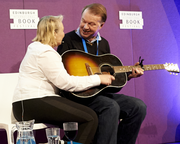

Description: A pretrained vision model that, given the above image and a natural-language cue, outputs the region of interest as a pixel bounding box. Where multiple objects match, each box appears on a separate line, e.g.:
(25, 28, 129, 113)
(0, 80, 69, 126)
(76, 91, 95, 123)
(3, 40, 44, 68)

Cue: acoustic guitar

(62, 50, 179, 98)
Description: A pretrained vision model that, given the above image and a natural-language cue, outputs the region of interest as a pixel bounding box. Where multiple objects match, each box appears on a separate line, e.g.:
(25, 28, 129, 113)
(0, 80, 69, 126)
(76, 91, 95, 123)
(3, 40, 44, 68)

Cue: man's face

(79, 9, 104, 41)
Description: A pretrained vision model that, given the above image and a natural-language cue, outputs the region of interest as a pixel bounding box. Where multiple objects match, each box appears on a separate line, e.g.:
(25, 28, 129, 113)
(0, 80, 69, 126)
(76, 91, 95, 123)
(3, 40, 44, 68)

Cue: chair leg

(7, 124, 16, 144)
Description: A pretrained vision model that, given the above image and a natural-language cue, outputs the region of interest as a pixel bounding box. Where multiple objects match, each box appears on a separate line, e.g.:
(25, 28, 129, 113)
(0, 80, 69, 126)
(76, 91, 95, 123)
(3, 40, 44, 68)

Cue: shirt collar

(75, 27, 102, 43)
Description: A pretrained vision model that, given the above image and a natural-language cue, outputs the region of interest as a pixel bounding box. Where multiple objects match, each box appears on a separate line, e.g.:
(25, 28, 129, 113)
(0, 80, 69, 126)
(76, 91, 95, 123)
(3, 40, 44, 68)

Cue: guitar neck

(115, 64, 165, 73)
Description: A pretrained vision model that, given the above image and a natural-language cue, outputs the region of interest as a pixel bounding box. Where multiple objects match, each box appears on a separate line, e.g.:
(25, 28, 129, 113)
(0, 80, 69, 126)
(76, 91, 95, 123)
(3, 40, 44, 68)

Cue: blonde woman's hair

(32, 15, 63, 47)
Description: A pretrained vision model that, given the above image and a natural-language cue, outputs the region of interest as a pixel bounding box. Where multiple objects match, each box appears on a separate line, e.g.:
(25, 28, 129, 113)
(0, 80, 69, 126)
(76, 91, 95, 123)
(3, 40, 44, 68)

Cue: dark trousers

(13, 96, 98, 144)
(66, 93, 147, 144)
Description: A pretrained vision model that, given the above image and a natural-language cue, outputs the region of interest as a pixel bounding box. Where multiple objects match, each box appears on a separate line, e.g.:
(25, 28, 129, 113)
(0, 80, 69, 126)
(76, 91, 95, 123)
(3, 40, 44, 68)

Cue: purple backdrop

(0, 0, 180, 143)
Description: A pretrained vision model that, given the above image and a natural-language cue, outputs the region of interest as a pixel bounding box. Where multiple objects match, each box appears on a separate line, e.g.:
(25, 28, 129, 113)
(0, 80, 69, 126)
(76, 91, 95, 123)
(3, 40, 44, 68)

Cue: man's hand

(128, 62, 144, 80)
(99, 74, 115, 85)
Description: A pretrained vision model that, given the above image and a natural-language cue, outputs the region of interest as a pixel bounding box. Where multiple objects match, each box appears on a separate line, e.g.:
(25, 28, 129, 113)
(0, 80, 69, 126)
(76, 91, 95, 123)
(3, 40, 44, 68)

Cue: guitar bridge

(85, 63, 93, 75)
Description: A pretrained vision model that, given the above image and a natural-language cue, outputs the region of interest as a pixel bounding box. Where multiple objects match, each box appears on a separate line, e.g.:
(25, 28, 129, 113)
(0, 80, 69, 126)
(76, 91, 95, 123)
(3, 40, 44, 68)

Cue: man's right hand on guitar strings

(98, 74, 115, 86)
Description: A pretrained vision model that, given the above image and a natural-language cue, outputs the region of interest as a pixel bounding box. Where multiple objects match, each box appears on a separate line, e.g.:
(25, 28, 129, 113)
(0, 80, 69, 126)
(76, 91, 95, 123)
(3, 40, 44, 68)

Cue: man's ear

(100, 22, 104, 28)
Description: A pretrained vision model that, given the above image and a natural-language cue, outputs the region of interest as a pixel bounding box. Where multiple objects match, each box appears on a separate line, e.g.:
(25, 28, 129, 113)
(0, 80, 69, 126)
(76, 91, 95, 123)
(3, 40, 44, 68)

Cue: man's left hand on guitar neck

(128, 62, 144, 80)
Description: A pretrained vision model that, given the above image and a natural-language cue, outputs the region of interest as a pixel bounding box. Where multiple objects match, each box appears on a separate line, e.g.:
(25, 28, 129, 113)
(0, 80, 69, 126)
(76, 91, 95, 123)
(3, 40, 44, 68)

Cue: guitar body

(62, 50, 127, 98)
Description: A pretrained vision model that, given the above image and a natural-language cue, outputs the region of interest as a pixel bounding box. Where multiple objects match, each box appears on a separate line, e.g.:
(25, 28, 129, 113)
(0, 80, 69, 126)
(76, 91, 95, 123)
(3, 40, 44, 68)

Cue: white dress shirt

(13, 42, 100, 102)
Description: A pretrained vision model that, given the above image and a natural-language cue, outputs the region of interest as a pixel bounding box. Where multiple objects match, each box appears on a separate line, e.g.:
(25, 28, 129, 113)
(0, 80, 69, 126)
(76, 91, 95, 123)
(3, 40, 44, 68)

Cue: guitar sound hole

(100, 65, 115, 76)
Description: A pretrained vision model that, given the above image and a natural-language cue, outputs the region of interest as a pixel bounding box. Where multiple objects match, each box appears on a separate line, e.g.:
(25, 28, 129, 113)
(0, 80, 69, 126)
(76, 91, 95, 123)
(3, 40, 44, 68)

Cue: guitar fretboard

(115, 64, 165, 73)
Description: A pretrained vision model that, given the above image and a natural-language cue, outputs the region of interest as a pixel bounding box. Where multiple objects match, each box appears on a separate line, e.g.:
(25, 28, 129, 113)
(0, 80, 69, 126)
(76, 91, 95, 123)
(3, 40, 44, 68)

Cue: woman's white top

(13, 42, 100, 102)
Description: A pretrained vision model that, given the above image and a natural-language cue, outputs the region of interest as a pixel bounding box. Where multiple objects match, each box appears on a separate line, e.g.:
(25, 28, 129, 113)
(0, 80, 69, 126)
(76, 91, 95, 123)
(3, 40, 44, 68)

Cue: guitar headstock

(164, 63, 179, 75)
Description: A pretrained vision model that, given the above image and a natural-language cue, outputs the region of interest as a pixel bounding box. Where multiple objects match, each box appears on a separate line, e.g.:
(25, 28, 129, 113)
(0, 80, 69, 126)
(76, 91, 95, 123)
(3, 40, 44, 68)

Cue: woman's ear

(54, 31, 57, 39)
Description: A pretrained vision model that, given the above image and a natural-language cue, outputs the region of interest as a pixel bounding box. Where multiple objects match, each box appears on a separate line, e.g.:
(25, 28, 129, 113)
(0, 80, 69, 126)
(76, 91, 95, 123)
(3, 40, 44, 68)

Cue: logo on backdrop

(9, 9, 39, 29)
(119, 11, 144, 29)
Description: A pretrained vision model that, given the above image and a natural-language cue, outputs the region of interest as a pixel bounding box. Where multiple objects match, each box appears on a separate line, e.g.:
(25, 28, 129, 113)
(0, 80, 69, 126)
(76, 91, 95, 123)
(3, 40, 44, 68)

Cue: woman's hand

(98, 74, 115, 85)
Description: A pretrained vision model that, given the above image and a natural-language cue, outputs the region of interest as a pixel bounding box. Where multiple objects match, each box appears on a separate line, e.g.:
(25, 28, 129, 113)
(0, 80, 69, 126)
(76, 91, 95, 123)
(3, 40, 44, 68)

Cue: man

(57, 3, 146, 144)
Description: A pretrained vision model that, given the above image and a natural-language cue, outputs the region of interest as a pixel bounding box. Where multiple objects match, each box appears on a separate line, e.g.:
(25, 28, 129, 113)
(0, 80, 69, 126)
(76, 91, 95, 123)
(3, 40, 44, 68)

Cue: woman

(12, 15, 114, 144)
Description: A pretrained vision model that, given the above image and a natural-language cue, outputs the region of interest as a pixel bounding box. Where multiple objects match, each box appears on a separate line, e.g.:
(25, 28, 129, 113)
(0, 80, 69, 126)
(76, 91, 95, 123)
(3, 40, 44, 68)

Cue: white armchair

(0, 73, 58, 144)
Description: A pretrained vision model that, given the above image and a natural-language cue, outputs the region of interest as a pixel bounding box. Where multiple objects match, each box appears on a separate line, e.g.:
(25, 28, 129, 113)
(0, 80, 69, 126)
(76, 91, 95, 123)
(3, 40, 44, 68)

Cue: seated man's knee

(108, 100, 120, 117)
(136, 99, 147, 119)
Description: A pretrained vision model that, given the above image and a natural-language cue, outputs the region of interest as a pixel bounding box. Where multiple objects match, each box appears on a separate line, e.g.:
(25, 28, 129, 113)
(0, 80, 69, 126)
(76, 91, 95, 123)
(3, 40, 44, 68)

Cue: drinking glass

(45, 128, 60, 144)
(63, 122, 78, 144)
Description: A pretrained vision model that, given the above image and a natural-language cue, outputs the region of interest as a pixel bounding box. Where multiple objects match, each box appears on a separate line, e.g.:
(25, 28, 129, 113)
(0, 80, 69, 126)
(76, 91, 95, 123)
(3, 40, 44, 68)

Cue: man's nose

(83, 23, 89, 29)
